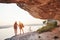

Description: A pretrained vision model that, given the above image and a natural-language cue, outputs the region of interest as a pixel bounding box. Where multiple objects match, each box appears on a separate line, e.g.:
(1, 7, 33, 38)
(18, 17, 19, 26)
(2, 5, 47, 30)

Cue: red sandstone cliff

(0, 0, 60, 20)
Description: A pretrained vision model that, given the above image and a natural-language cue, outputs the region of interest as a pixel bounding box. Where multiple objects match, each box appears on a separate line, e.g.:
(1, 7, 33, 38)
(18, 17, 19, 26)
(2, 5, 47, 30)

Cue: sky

(0, 3, 44, 26)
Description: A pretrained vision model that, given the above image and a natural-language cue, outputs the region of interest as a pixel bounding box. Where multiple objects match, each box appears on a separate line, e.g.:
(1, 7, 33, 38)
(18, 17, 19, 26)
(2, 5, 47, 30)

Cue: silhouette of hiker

(19, 21, 24, 34)
(14, 21, 18, 36)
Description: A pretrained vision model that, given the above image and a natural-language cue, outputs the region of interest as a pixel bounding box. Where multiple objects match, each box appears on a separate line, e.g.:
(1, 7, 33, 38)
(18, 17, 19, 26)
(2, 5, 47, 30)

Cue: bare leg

(22, 28, 24, 34)
(20, 29, 21, 34)
(14, 29, 17, 36)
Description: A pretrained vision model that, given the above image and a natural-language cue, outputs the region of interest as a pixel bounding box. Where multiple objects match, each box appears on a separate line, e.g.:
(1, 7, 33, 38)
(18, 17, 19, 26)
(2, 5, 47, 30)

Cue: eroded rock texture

(0, 0, 60, 20)
(17, 0, 60, 20)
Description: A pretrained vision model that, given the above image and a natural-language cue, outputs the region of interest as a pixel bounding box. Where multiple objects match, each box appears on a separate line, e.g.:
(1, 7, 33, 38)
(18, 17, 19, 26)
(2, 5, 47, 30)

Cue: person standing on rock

(18, 21, 24, 34)
(14, 21, 18, 36)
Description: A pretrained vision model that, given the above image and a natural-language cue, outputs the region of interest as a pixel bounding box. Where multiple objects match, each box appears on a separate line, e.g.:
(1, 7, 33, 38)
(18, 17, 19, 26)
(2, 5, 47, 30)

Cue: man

(19, 21, 24, 34)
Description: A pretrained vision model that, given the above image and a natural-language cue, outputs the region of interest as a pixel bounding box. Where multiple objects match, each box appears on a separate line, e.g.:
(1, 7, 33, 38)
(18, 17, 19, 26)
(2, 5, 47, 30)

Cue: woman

(14, 21, 18, 35)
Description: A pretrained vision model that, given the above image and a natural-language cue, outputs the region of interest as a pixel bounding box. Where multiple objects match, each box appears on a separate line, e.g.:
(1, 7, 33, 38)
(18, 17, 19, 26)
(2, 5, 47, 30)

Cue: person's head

(15, 21, 17, 24)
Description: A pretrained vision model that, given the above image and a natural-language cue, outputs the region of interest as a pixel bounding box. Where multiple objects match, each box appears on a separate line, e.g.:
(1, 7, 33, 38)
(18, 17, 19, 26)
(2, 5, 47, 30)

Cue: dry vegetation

(37, 20, 57, 33)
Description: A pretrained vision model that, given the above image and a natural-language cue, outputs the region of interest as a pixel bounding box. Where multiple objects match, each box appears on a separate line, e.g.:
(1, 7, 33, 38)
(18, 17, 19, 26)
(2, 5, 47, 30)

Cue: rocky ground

(5, 25, 60, 40)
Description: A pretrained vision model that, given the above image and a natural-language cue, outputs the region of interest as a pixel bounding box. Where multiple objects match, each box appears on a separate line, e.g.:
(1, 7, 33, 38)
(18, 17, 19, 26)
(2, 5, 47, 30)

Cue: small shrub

(37, 20, 57, 33)
(43, 21, 46, 24)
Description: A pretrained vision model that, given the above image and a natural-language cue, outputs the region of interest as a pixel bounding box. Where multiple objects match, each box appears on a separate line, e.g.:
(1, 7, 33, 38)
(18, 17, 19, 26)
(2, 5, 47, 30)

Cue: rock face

(17, 0, 60, 20)
(0, 0, 60, 20)
(5, 32, 39, 40)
